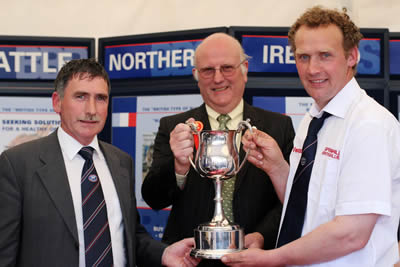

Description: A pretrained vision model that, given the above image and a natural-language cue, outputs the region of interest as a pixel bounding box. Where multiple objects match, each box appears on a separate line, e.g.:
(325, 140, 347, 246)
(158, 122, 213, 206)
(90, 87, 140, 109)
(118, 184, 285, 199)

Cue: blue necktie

(277, 112, 331, 247)
(79, 147, 113, 266)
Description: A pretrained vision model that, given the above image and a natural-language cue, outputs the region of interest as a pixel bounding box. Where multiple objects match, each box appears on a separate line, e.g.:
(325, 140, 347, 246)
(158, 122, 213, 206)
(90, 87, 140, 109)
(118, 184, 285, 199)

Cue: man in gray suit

(0, 58, 199, 267)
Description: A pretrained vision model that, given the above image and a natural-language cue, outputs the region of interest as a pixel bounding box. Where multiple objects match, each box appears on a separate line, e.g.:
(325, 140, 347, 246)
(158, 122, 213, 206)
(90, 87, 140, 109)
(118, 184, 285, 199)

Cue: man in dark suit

(0, 58, 199, 267)
(141, 33, 295, 265)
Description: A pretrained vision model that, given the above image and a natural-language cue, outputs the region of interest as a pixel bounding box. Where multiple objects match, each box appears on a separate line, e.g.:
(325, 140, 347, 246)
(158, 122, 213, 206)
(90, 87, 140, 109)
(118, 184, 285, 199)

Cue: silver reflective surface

(190, 224, 244, 259)
(186, 119, 253, 259)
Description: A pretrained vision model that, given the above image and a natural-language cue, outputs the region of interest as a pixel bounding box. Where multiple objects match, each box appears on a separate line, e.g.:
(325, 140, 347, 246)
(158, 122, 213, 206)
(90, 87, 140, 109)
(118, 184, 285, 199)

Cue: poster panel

(0, 96, 60, 153)
(253, 96, 313, 132)
(0, 45, 88, 80)
(390, 40, 400, 75)
(104, 40, 202, 79)
(112, 94, 203, 239)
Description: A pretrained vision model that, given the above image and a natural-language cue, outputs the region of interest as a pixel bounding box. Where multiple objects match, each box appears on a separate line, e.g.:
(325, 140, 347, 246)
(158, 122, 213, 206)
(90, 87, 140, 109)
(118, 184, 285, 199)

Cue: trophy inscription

(186, 119, 253, 259)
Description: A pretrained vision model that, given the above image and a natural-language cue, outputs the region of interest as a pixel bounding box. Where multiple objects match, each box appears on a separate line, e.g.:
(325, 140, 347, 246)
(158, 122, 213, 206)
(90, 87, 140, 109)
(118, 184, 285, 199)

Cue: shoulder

(99, 140, 130, 158)
(2, 132, 57, 158)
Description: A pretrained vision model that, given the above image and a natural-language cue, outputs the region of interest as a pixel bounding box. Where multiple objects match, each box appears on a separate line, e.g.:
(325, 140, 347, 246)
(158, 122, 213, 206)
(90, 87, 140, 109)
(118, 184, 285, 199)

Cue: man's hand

(221, 248, 283, 267)
(244, 232, 264, 249)
(170, 118, 195, 175)
(242, 129, 289, 202)
(161, 238, 200, 267)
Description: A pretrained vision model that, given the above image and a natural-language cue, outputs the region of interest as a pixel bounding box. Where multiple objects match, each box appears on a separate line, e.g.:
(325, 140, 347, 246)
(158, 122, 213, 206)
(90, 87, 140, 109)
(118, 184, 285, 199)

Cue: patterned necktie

(277, 112, 331, 247)
(217, 114, 235, 222)
(79, 147, 113, 266)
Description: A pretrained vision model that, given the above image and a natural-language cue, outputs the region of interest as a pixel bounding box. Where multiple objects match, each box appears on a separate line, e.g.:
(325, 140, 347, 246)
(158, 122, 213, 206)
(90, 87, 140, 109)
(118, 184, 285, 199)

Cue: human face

(193, 35, 248, 114)
(294, 24, 357, 109)
(52, 75, 109, 145)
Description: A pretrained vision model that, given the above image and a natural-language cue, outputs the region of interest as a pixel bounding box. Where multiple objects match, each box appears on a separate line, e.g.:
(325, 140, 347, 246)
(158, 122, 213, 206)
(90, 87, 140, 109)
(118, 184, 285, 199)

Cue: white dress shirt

(57, 127, 126, 267)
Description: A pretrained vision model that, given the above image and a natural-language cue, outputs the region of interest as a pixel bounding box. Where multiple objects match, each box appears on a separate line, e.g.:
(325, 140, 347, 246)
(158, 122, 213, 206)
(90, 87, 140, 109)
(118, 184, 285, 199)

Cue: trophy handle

(185, 120, 200, 171)
(234, 119, 253, 173)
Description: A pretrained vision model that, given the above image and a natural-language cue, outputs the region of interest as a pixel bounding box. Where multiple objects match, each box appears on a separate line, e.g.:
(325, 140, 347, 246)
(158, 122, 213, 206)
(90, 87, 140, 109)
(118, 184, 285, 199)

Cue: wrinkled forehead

(194, 34, 242, 67)
(195, 45, 241, 68)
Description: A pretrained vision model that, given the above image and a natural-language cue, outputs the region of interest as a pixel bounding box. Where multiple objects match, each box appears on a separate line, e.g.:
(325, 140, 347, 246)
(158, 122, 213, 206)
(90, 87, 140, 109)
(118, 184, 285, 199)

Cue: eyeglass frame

(195, 59, 248, 79)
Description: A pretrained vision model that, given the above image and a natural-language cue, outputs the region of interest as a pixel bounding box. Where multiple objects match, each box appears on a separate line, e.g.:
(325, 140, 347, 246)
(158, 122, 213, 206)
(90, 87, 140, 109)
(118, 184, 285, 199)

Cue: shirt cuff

(175, 171, 188, 190)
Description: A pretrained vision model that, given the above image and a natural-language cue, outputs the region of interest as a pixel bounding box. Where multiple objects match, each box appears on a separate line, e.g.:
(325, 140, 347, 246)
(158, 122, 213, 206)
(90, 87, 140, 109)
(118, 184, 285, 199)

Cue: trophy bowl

(187, 119, 253, 259)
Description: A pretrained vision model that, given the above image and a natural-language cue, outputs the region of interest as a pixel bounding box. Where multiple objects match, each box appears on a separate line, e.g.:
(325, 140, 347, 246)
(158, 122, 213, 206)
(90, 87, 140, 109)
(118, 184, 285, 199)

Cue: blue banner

(358, 38, 381, 75)
(0, 45, 88, 80)
(390, 40, 400, 75)
(104, 39, 202, 79)
(242, 35, 297, 73)
(241, 35, 381, 75)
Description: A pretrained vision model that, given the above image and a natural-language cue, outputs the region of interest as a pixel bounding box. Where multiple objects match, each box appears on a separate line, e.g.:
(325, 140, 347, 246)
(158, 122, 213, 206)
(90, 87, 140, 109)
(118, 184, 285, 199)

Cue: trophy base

(190, 223, 244, 259)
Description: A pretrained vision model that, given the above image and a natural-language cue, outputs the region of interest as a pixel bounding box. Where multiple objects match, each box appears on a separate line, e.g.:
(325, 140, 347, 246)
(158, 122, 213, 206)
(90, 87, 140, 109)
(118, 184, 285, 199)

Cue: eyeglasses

(197, 59, 246, 78)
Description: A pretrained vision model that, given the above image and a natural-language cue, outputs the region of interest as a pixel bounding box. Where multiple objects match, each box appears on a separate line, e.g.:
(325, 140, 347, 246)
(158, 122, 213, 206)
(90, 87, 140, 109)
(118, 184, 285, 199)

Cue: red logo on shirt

(292, 147, 302, 154)
(322, 147, 340, 159)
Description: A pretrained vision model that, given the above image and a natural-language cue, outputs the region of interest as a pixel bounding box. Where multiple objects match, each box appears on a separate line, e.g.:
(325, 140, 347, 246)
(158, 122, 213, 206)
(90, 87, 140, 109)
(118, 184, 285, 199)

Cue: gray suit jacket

(0, 130, 166, 267)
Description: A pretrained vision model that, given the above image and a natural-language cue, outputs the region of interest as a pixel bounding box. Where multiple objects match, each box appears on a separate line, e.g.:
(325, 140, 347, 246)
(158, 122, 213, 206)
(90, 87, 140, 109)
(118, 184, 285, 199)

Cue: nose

(307, 57, 321, 75)
(213, 68, 225, 83)
(86, 97, 96, 115)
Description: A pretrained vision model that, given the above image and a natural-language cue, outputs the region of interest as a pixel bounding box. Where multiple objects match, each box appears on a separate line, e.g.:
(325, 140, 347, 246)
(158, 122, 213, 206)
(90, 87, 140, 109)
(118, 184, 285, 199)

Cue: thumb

(221, 254, 234, 265)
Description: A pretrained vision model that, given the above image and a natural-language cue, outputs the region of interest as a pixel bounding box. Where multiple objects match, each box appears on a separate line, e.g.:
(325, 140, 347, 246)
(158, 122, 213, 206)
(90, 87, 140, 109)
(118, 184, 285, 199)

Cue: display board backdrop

(111, 94, 203, 239)
(253, 96, 313, 132)
(0, 36, 93, 81)
(242, 35, 381, 75)
(0, 96, 60, 153)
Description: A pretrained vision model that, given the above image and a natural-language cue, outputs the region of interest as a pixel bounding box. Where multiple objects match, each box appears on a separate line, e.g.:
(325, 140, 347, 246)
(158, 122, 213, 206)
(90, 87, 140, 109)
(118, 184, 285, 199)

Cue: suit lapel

(37, 131, 79, 244)
(99, 142, 134, 265)
(195, 104, 212, 131)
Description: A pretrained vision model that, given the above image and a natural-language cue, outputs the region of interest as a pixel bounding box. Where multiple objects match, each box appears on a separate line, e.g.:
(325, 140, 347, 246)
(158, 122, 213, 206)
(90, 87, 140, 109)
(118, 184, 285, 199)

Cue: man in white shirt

(221, 6, 400, 267)
(0, 58, 199, 267)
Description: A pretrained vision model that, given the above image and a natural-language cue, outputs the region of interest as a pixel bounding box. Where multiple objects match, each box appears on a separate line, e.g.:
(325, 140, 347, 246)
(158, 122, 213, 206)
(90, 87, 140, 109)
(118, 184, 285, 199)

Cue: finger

(247, 155, 264, 168)
(185, 117, 195, 124)
(185, 254, 200, 266)
(221, 253, 241, 265)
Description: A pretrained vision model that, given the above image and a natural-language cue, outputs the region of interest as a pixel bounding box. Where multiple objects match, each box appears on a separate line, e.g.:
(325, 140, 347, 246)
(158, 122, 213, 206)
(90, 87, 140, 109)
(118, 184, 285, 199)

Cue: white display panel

(0, 96, 60, 153)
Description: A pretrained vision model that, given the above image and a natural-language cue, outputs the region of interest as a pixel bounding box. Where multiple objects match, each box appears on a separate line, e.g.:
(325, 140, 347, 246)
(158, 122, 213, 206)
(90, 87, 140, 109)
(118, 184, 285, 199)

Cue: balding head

(192, 32, 249, 114)
(194, 33, 247, 69)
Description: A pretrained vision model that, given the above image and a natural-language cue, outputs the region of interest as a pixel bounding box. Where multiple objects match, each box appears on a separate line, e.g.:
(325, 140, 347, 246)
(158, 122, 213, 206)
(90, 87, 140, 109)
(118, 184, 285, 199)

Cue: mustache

(78, 115, 100, 122)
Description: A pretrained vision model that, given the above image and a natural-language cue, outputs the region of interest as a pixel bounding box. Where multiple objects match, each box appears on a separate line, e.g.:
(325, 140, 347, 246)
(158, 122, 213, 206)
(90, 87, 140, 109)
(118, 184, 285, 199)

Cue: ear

(52, 92, 61, 114)
(192, 68, 199, 81)
(346, 46, 358, 68)
(242, 60, 249, 83)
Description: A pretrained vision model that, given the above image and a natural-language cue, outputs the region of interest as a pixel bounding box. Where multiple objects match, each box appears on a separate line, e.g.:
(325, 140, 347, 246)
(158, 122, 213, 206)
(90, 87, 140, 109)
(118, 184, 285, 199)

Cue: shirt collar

(309, 77, 359, 119)
(57, 127, 101, 160)
(205, 99, 244, 121)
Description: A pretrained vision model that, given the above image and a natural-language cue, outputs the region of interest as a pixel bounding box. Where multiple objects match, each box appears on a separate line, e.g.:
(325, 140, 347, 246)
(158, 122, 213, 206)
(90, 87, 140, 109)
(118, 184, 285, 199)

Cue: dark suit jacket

(142, 102, 295, 250)
(0, 130, 166, 267)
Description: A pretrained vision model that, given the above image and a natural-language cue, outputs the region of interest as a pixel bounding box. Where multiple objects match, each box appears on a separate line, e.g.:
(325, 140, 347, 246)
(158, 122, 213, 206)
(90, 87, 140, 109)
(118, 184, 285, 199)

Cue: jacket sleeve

(0, 151, 22, 267)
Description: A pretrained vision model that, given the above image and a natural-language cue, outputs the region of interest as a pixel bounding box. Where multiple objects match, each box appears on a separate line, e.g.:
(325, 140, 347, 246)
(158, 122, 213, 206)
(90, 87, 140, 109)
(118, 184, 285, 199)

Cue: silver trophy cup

(186, 119, 253, 259)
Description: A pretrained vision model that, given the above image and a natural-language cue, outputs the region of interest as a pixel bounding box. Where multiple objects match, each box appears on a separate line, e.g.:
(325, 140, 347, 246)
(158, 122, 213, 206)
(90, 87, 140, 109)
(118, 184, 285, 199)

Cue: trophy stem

(210, 177, 230, 226)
